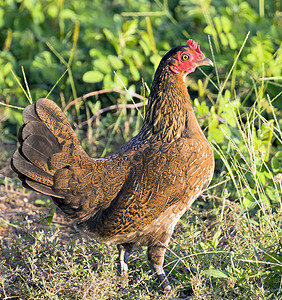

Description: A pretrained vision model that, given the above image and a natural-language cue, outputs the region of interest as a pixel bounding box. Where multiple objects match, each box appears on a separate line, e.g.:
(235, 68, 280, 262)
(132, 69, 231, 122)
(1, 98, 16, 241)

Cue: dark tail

(11, 98, 89, 217)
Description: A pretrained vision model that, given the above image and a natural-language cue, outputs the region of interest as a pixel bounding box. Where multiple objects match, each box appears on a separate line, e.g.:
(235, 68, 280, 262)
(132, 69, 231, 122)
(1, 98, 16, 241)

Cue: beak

(195, 57, 214, 67)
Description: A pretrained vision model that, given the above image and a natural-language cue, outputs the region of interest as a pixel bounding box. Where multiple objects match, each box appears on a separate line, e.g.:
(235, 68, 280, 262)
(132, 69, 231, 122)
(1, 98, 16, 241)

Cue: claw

(118, 243, 134, 289)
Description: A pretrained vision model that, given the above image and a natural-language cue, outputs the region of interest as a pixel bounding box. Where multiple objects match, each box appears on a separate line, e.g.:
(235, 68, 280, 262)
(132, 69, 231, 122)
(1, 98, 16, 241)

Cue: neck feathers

(140, 64, 198, 143)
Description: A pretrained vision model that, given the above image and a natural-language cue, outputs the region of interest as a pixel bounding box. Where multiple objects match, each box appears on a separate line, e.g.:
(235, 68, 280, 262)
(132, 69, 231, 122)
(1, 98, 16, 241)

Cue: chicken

(11, 39, 214, 293)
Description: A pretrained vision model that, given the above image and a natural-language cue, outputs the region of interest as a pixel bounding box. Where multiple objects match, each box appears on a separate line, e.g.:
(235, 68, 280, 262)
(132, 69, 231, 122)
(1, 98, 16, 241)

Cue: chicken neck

(140, 64, 204, 143)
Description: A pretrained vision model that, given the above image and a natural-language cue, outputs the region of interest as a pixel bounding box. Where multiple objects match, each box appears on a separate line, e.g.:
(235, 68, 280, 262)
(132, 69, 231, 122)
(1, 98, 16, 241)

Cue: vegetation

(0, 0, 281, 299)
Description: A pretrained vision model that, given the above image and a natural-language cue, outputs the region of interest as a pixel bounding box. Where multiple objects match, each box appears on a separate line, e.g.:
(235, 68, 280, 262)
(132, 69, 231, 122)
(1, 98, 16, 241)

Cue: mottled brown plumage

(11, 39, 214, 293)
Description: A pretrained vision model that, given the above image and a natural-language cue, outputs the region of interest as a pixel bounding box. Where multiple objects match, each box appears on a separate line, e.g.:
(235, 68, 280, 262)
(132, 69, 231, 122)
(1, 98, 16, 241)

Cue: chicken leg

(118, 243, 134, 288)
(148, 243, 172, 293)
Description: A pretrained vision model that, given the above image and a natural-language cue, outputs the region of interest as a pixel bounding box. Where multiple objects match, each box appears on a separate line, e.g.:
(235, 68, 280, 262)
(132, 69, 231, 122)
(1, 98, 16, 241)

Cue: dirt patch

(0, 153, 76, 244)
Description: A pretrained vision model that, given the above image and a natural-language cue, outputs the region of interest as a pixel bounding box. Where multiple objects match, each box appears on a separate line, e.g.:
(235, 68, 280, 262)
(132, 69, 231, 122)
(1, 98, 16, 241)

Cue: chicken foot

(118, 243, 134, 288)
(148, 244, 172, 293)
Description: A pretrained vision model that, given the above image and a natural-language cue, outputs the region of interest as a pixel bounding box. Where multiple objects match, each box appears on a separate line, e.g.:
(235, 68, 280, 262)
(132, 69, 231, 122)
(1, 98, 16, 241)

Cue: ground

(0, 142, 280, 299)
(0, 142, 74, 241)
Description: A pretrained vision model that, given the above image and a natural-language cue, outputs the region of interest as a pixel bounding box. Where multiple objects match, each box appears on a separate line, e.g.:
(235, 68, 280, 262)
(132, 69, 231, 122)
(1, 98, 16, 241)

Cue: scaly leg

(117, 243, 134, 288)
(147, 244, 172, 293)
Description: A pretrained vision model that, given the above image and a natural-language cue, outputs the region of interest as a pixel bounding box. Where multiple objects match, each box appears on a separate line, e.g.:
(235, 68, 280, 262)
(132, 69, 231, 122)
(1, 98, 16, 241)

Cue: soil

(0, 142, 75, 244)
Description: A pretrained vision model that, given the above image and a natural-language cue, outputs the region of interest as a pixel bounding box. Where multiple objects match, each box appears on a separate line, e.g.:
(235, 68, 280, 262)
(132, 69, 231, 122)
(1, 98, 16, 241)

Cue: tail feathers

(11, 98, 104, 221)
(20, 121, 59, 144)
(22, 103, 39, 123)
(35, 99, 80, 148)
(11, 98, 84, 199)
(26, 179, 63, 198)
(12, 150, 54, 186)
(21, 135, 59, 172)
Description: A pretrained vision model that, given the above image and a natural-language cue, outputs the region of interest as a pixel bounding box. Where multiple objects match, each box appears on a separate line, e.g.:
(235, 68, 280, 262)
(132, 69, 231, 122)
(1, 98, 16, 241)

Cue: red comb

(187, 39, 202, 54)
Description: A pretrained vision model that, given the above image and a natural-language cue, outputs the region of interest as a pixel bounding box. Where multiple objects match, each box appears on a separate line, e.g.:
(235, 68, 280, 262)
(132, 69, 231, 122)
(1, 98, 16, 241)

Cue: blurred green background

(0, 0, 281, 140)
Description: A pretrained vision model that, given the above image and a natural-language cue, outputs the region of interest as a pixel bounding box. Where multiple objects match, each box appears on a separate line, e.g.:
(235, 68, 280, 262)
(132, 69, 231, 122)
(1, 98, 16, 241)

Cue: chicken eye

(181, 54, 190, 61)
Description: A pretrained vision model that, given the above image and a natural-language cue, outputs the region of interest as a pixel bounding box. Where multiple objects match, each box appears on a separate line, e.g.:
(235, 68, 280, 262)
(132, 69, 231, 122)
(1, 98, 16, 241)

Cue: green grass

(0, 182, 280, 299)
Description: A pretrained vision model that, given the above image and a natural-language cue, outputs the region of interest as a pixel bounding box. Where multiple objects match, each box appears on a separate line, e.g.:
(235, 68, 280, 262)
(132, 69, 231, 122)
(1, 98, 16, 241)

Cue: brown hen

(11, 39, 214, 293)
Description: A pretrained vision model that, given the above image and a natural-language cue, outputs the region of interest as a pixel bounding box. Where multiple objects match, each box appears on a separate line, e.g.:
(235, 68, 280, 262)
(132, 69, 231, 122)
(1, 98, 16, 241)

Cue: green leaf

(129, 62, 140, 81)
(208, 107, 218, 130)
(204, 25, 215, 36)
(123, 19, 138, 41)
(82, 71, 104, 83)
(103, 28, 115, 41)
(221, 16, 231, 33)
(47, 5, 59, 18)
(212, 229, 222, 249)
(94, 57, 111, 74)
(60, 9, 77, 20)
(108, 55, 124, 69)
(213, 16, 222, 33)
(242, 194, 254, 209)
(34, 199, 46, 206)
(264, 170, 273, 179)
(271, 157, 280, 172)
(227, 32, 237, 49)
(114, 71, 128, 87)
(258, 171, 265, 185)
(209, 128, 225, 143)
(87, 100, 101, 115)
(203, 269, 229, 278)
(266, 186, 278, 202)
(219, 32, 228, 47)
(45, 215, 54, 225)
(140, 38, 150, 56)
(103, 73, 114, 89)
